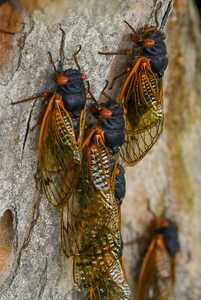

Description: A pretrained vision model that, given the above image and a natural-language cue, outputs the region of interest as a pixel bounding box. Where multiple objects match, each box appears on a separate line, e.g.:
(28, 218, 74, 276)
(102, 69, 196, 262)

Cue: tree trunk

(0, 0, 200, 299)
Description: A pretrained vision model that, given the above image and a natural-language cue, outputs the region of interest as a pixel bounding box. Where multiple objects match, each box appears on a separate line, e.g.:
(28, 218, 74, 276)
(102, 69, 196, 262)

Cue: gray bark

(0, 0, 200, 299)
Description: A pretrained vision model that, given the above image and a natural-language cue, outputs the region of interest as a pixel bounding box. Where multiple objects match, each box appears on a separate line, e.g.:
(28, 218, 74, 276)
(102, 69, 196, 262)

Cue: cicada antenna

(154, 0, 173, 30)
(48, 51, 57, 73)
(11, 92, 49, 105)
(124, 20, 137, 35)
(21, 98, 38, 161)
(58, 25, 66, 71)
(109, 70, 129, 90)
(100, 80, 112, 100)
(73, 45, 82, 71)
(146, 198, 157, 220)
(86, 81, 97, 105)
(160, 0, 173, 30)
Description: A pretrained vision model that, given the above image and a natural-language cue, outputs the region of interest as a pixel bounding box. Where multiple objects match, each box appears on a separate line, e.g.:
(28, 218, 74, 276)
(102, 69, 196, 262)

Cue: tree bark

(0, 0, 200, 299)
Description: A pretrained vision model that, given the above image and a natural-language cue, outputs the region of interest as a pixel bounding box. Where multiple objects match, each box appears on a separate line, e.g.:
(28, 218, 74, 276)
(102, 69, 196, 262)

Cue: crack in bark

(37, 258, 48, 300)
(0, 15, 35, 87)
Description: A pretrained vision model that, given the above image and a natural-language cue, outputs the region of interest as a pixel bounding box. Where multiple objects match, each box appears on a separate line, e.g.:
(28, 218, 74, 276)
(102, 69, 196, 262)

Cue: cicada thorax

(137, 219, 179, 300)
(97, 100, 125, 153)
(56, 68, 86, 113)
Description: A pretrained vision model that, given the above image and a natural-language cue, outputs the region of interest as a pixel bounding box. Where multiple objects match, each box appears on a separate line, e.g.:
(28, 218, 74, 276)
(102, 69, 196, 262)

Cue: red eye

(159, 218, 169, 228)
(99, 108, 112, 119)
(55, 74, 69, 86)
(143, 39, 156, 48)
(80, 72, 88, 80)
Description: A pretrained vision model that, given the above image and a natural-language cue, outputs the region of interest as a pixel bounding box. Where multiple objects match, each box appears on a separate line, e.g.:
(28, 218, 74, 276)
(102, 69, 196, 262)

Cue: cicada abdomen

(137, 219, 180, 300)
(63, 129, 130, 299)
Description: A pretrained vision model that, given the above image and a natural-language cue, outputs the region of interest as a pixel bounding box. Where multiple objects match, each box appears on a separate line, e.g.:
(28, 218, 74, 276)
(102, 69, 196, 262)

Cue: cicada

(12, 27, 87, 208)
(61, 128, 130, 299)
(99, 3, 171, 165)
(137, 218, 180, 300)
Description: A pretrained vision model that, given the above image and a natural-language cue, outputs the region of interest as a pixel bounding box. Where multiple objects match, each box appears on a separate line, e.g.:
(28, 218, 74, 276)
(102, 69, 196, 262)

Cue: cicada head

(154, 218, 180, 258)
(56, 68, 86, 113)
(130, 26, 168, 76)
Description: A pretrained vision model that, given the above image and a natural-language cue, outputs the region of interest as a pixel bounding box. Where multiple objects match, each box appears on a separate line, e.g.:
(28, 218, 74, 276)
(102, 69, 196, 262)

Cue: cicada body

(12, 29, 88, 258)
(137, 219, 180, 300)
(99, 22, 168, 165)
(119, 24, 168, 165)
(13, 28, 88, 208)
(61, 129, 130, 298)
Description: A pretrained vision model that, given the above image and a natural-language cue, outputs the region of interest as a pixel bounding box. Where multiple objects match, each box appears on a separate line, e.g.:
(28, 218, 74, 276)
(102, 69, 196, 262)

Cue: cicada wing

(138, 236, 174, 300)
(74, 255, 130, 300)
(70, 133, 130, 298)
(120, 114, 163, 166)
(37, 94, 83, 207)
(119, 58, 164, 165)
(154, 238, 175, 300)
(60, 190, 81, 257)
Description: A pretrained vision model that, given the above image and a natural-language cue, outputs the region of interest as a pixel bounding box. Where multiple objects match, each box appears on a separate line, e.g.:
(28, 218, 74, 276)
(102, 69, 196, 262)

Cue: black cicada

(137, 218, 180, 300)
(99, 3, 172, 165)
(12, 26, 88, 209)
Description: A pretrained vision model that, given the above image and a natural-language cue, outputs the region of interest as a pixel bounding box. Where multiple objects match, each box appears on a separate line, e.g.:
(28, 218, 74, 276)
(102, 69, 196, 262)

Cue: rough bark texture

(0, 0, 200, 299)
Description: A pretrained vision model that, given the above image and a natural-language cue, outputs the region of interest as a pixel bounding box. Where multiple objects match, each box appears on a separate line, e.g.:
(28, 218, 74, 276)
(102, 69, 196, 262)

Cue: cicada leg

(11, 92, 50, 159)
(109, 69, 129, 90)
(98, 48, 131, 56)
(73, 44, 82, 71)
